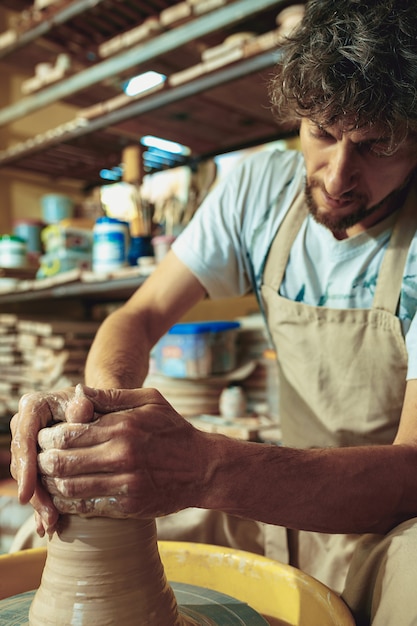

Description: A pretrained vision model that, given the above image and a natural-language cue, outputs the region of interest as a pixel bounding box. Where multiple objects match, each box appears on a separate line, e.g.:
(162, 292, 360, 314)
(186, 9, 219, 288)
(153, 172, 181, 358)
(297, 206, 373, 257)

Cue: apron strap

(373, 183, 417, 314)
(263, 191, 307, 291)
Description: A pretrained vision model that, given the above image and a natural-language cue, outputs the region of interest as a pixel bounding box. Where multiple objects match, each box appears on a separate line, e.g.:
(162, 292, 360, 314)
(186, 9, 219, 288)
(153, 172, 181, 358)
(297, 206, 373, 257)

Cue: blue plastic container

(155, 321, 240, 378)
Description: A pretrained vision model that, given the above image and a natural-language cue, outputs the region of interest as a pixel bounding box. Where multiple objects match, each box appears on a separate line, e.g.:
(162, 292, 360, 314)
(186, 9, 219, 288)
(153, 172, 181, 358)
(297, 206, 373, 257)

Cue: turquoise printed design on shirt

(295, 285, 306, 302)
(401, 273, 417, 321)
(317, 286, 354, 306)
(357, 271, 378, 296)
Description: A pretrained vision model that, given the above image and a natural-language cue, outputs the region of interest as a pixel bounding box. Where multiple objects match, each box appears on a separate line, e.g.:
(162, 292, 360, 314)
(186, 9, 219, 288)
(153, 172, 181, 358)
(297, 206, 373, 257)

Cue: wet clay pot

(29, 515, 194, 626)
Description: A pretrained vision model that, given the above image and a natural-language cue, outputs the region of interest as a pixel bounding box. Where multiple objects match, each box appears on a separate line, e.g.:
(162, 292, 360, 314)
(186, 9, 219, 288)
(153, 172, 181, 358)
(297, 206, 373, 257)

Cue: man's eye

(370, 148, 391, 158)
(359, 142, 394, 158)
(312, 126, 331, 140)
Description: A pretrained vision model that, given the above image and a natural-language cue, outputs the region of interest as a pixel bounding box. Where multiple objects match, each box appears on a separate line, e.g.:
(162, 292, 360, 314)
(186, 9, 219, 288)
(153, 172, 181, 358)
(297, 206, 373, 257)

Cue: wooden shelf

(0, 0, 294, 184)
(0, 0, 284, 127)
(0, 48, 282, 171)
(0, 0, 109, 60)
(0, 268, 147, 305)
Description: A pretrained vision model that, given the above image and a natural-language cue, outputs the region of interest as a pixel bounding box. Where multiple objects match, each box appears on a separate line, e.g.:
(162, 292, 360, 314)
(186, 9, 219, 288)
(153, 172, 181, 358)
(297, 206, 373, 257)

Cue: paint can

(13, 219, 44, 254)
(92, 216, 129, 273)
(0, 235, 27, 268)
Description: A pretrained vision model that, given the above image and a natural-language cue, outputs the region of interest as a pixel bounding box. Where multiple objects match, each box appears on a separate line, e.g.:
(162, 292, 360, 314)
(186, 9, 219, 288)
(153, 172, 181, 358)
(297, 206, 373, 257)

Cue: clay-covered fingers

(41, 475, 183, 519)
(37, 438, 119, 477)
(10, 385, 95, 528)
(37, 421, 100, 451)
(30, 487, 61, 537)
(10, 389, 73, 503)
(37, 416, 137, 478)
(41, 474, 148, 518)
(44, 494, 159, 519)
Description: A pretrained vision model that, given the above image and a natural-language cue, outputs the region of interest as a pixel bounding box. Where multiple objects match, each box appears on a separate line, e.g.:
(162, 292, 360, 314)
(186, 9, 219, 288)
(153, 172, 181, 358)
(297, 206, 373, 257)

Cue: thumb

(65, 384, 95, 423)
(79, 384, 158, 413)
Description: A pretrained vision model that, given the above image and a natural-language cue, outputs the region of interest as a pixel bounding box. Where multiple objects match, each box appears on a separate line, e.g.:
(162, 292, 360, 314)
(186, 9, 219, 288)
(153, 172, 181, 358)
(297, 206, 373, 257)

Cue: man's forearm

(199, 436, 417, 535)
(84, 255, 207, 390)
(85, 308, 152, 389)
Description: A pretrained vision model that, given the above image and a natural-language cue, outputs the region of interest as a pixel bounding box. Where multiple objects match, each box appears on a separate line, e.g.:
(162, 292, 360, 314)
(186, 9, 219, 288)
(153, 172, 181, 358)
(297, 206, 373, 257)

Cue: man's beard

(304, 177, 412, 233)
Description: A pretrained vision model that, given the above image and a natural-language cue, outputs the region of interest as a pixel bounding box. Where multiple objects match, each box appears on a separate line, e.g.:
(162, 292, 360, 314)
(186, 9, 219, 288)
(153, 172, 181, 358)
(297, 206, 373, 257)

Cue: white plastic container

(219, 384, 247, 418)
(92, 217, 129, 273)
(151, 235, 176, 263)
(0, 235, 27, 268)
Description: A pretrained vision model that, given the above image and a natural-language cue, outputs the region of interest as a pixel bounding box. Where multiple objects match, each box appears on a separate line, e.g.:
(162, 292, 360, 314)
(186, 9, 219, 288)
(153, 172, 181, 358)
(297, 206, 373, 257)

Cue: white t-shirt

(172, 149, 417, 379)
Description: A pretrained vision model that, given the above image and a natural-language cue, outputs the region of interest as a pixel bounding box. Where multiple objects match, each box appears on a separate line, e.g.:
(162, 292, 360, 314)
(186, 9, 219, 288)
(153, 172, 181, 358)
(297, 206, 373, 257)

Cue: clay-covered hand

(36, 387, 211, 520)
(10, 385, 96, 535)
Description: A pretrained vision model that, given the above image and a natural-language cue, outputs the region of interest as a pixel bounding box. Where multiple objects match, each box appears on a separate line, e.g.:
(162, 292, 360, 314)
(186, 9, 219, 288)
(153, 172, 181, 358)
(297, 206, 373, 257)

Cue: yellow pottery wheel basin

(0, 541, 355, 625)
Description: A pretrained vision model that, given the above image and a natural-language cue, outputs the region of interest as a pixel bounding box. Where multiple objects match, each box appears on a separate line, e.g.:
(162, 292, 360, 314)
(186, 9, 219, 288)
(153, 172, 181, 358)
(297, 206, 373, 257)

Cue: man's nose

(324, 144, 359, 198)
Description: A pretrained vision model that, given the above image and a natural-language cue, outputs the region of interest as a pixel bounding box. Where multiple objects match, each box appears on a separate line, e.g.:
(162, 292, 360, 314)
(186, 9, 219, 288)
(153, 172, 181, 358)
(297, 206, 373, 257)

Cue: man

(10, 1, 417, 624)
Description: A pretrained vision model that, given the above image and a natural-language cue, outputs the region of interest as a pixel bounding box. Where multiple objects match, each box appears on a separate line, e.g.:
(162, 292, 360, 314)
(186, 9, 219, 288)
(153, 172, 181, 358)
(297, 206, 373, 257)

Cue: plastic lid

(41, 193, 72, 200)
(13, 218, 45, 227)
(0, 234, 26, 244)
(152, 235, 176, 244)
(95, 216, 129, 226)
(167, 321, 240, 335)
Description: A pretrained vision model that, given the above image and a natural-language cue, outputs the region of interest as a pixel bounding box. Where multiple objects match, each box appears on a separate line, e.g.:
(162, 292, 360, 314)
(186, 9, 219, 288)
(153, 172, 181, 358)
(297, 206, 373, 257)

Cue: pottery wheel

(0, 583, 269, 625)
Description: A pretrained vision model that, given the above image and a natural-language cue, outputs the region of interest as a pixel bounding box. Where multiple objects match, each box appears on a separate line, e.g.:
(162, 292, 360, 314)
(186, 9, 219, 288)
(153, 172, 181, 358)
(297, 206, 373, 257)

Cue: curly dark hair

(270, 0, 417, 145)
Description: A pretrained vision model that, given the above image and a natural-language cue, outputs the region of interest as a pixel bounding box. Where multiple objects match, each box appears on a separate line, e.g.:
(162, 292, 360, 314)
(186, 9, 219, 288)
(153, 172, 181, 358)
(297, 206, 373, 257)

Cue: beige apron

(260, 185, 417, 592)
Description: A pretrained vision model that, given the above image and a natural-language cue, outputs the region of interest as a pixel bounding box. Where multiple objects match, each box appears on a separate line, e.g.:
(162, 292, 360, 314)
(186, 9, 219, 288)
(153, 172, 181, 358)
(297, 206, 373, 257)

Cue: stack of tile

(0, 314, 99, 430)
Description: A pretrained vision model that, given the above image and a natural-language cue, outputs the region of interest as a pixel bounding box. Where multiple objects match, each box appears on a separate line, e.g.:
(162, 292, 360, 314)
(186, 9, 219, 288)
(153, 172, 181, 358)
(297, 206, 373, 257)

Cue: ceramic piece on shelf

(41, 195, 74, 224)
